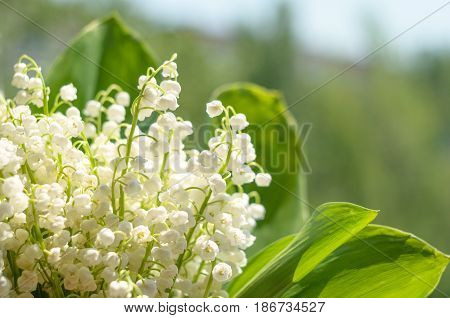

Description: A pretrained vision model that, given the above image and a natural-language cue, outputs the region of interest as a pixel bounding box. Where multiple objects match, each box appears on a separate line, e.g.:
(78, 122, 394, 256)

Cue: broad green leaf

(213, 83, 308, 254)
(47, 14, 157, 110)
(228, 202, 378, 297)
(228, 234, 295, 295)
(283, 225, 450, 298)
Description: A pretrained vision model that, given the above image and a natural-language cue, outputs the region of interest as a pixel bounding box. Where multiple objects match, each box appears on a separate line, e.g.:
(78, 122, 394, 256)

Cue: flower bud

(206, 100, 224, 118)
(255, 173, 272, 187)
(60, 83, 77, 102)
(212, 263, 232, 282)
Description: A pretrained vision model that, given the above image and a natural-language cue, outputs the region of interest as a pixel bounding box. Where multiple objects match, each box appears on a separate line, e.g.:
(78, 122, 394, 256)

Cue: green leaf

(213, 83, 308, 254)
(283, 225, 450, 297)
(228, 202, 378, 297)
(47, 14, 157, 110)
(228, 234, 296, 296)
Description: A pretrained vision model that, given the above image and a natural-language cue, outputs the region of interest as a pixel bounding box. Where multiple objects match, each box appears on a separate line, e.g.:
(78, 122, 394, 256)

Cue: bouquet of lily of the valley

(0, 54, 272, 298)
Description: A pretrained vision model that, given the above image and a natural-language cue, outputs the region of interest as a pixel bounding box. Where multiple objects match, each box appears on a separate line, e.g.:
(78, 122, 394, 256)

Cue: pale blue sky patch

(133, 0, 450, 59)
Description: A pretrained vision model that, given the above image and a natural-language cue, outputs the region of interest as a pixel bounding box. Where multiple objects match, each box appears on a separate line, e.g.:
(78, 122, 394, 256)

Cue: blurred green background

(0, 0, 449, 295)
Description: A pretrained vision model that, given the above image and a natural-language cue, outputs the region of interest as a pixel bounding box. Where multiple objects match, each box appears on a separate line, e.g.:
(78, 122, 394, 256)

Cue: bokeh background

(0, 0, 449, 295)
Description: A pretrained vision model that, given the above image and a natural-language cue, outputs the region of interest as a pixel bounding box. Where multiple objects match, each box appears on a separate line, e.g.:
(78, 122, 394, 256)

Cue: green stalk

(193, 260, 205, 283)
(203, 260, 216, 298)
(168, 190, 212, 297)
(6, 251, 20, 288)
(138, 241, 154, 276)
(118, 92, 142, 220)
(28, 180, 64, 297)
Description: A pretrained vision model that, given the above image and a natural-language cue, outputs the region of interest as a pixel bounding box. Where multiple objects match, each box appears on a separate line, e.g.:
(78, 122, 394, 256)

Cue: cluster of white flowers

(0, 54, 271, 298)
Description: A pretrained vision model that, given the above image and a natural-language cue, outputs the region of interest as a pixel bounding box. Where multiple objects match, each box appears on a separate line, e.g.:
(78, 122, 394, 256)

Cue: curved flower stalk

(0, 54, 271, 298)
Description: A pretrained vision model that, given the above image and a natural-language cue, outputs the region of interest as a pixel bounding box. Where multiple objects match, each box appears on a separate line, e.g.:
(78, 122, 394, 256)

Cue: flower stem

(203, 261, 216, 298)
(168, 189, 212, 297)
(138, 241, 154, 276)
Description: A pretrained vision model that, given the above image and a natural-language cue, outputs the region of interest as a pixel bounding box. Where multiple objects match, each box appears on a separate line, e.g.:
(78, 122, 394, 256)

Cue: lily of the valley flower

(0, 54, 270, 298)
